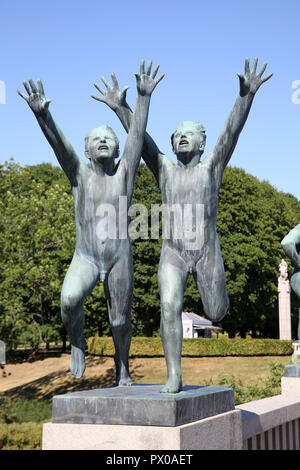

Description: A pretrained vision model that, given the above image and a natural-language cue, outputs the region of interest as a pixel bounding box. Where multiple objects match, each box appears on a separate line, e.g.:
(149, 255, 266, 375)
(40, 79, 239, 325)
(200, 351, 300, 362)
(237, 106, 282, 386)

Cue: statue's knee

(110, 312, 130, 329)
(215, 303, 229, 322)
(61, 292, 82, 314)
(161, 299, 181, 324)
(110, 318, 123, 329)
(206, 295, 229, 322)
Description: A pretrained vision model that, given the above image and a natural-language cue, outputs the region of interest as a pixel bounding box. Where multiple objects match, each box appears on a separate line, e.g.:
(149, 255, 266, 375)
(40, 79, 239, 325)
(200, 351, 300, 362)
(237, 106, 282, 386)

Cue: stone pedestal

(278, 276, 291, 340)
(42, 384, 240, 450)
(281, 364, 300, 394)
(43, 409, 243, 450)
(51, 384, 234, 426)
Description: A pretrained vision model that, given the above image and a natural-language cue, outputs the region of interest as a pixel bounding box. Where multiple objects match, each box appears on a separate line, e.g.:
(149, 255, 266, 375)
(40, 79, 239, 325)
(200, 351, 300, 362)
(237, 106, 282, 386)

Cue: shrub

(205, 362, 284, 405)
(88, 336, 293, 357)
(0, 395, 51, 424)
(0, 422, 42, 450)
(0, 396, 51, 450)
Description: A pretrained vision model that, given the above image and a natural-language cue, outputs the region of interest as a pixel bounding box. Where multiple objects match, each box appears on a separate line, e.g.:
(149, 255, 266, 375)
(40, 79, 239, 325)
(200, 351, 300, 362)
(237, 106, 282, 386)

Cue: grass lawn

(1, 353, 292, 399)
(130, 355, 291, 387)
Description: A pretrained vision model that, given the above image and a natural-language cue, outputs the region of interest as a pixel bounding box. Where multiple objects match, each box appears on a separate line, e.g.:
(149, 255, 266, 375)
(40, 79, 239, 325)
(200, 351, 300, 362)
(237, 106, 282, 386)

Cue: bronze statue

(92, 58, 272, 392)
(18, 60, 164, 384)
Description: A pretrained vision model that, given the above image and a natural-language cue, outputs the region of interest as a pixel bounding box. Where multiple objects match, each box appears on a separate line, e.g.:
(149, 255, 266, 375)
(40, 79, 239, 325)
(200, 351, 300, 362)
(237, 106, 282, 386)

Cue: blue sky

(0, 0, 299, 198)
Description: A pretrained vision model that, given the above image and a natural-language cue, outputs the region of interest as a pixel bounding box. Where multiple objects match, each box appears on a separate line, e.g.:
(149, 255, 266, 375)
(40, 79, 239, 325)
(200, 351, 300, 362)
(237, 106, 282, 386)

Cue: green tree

(131, 164, 162, 336)
(217, 167, 300, 338)
(0, 160, 75, 350)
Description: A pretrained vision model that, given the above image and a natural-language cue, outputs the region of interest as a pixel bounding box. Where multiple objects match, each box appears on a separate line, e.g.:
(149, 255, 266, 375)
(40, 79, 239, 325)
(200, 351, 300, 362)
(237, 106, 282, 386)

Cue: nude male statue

(282, 224, 300, 340)
(92, 58, 272, 392)
(18, 60, 164, 384)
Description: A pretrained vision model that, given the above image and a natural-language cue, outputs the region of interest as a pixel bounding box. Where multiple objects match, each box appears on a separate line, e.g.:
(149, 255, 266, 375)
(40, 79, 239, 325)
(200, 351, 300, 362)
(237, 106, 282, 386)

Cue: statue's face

(172, 122, 205, 158)
(87, 126, 119, 162)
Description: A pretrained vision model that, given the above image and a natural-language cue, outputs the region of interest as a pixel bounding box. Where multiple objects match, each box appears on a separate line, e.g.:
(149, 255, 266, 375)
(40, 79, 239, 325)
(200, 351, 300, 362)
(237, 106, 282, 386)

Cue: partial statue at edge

(282, 225, 300, 340)
(279, 259, 288, 281)
(18, 60, 164, 385)
(93, 57, 273, 393)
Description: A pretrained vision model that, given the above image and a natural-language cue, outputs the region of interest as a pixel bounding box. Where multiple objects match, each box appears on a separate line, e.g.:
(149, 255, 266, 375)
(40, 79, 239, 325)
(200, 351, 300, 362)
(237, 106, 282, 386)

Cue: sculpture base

(43, 409, 243, 450)
(282, 365, 300, 394)
(52, 384, 234, 427)
(284, 364, 300, 377)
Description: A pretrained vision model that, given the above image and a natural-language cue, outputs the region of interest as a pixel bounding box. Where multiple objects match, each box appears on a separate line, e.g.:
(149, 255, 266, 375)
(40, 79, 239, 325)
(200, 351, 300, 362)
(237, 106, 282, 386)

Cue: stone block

(284, 364, 300, 377)
(43, 409, 243, 450)
(51, 384, 234, 427)
(281, 376, 300, 395)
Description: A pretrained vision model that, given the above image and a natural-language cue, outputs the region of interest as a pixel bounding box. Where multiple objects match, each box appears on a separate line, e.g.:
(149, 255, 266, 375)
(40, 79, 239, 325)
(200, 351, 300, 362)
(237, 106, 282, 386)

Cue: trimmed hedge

(88, 336, 293, 357)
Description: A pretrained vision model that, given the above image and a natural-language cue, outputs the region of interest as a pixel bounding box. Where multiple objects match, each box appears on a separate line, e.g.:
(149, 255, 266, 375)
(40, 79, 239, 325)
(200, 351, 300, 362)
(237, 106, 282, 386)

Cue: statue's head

(171, 121, 206, 159)
(84, 125, 120, 162)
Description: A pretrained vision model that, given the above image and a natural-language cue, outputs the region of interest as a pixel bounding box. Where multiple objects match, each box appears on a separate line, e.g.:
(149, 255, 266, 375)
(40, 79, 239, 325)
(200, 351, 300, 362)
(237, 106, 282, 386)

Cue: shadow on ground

(3, 361, 144, 400)
(6, 348, 68, 365)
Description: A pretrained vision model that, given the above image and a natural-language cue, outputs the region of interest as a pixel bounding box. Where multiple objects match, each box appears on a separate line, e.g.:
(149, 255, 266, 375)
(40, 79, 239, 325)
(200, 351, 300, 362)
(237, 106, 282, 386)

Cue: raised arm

(18, 79, 83, 185)
(91, 67, 163, 185)
(207, 58, 273, 189)
(281, 224, 300, 270)
(115, 60, 164, 199)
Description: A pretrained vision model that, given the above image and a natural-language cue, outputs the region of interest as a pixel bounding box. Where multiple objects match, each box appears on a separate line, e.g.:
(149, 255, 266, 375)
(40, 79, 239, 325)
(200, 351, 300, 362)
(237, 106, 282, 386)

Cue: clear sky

(0, 0, 299, 198)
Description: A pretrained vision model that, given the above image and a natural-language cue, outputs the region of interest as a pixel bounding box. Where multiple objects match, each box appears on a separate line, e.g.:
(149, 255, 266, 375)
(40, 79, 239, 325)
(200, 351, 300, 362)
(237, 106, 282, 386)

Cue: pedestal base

(284, 364, 300, 377)
(282, 364, 300, 394)
(52, 384, 234, 427)
(43, 409, 243, 450)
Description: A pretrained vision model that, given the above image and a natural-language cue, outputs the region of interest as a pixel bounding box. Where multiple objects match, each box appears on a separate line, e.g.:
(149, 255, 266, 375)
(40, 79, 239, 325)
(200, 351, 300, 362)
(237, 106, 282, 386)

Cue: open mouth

(179, 139, 188, 146)
(99, 145, 109, 151)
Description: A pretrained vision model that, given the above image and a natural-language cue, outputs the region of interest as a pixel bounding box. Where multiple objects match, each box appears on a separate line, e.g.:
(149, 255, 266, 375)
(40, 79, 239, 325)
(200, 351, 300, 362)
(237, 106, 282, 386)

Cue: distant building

(182, 312, 221, 338)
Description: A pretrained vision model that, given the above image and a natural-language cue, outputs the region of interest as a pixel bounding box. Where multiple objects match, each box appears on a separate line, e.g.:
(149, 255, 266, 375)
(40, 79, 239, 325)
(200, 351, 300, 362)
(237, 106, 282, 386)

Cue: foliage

(0, 394, 51, 450)
(0, 395, 51, 424)
(0, 422, 42, 450)
(0, 159, 75, 350)
(88, 336, 293, 357)
(130, 164, 162, 336)
(205, 362, 284, 405)
(217, 167, 300, 338)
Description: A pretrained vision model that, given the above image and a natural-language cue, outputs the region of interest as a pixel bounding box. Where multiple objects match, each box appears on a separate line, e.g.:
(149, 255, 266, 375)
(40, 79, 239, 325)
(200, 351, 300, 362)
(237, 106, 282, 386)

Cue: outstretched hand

(237, 58, 273, 96)
(135, 60, 164, 96)
(92, 60, 164, 110)
(92, 73, 129, 111)
(18, 79, 51, 115)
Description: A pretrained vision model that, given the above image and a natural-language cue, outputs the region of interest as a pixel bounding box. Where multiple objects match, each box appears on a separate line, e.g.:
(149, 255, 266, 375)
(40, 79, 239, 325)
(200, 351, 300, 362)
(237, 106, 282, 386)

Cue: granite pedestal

(284, 364, 300, 377)
(281, 364, 300, 395)
(43, 409, 243, 450)
(43, 384, 238, 449)
(52, 384, 235, 427)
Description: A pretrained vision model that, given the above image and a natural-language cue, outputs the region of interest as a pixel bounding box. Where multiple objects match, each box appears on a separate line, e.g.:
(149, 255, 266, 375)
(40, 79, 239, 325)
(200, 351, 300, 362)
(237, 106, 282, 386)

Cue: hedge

(88, 336, 293, 357)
